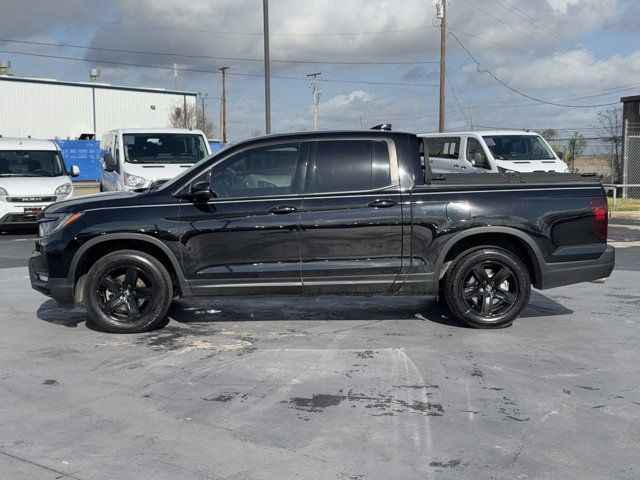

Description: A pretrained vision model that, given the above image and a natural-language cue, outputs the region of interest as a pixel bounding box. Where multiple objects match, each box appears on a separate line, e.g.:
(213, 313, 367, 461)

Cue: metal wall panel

(0, 78, 198, 141)
(0, 80, 94, 139)
(94, 89, 196, 138)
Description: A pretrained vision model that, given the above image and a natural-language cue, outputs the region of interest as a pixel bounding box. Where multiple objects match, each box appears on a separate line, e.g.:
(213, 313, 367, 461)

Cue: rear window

(424, 137, 460, 159)
(307, 140, 391, 193)
(0, 150, 65, 177)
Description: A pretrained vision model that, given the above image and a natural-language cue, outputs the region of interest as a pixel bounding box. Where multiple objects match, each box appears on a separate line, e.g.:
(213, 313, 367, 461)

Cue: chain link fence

(547, 136, 621, 181)
(623, 121, 640, 199)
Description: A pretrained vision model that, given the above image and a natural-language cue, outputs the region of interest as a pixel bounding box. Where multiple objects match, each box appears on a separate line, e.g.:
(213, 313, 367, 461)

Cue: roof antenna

(371, 124, 392, 131)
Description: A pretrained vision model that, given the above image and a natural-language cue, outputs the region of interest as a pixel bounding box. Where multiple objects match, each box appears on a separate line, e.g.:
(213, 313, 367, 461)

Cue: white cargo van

(420, 130, 568, 174)
(0, 138, 79, 230)
(100, 128, 211, 191)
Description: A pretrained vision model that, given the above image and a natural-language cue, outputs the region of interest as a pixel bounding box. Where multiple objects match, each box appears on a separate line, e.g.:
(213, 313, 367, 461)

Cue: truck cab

(100, 128, 211, 191)
(0, 138, 79, 230)
(420, 131, 568, 174)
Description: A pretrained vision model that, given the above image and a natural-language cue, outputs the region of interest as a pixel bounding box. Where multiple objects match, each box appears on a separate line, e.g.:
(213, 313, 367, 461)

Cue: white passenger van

(100, 128, 211, 191)
(420, 130, 568, 174)
(0, 138, 79, 230)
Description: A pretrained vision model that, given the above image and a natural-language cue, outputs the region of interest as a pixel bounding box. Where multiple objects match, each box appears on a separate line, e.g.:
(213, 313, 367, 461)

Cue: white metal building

(0, 76, 197, 140)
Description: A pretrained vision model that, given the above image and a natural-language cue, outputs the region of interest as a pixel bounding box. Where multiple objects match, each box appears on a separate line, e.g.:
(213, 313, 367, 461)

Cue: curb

(609, 211, 640, 221)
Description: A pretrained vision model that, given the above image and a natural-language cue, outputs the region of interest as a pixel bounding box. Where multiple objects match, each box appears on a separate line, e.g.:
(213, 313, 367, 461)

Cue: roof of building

(0, 75, 197, 96)
(0, 137, 59, 150)
(105, 128, 206, 135)
(621, 95, 640, 103)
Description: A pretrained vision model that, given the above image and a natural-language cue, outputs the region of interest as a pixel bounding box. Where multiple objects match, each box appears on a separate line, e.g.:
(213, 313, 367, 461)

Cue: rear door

(299, 138, 404, 294)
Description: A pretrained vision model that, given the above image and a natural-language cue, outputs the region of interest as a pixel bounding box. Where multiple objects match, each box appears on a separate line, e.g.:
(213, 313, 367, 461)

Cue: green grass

(608, 197, 640, 211)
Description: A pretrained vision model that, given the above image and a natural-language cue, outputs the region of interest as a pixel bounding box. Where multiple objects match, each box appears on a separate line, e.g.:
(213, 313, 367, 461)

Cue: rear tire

(84, 250, 172, 333)
(443, 247, 531, 329)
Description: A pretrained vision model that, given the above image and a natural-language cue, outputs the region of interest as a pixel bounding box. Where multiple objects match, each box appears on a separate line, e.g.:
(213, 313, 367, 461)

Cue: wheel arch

(435, 227, 544, 289)
(69, 233, 191, 302)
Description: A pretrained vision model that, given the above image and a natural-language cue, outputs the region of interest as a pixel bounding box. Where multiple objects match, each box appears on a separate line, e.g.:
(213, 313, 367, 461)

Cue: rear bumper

(29, 251, 75, 305)
(540, 245, 615, 290)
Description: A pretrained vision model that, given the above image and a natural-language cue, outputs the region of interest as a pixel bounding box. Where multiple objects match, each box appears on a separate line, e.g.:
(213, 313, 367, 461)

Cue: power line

(0, 6, 436, 37)
(0, 38, 438, 65)
(0, 49, 437, 88)
(449, 33, 619, 109)
(457, 0, 640, 84)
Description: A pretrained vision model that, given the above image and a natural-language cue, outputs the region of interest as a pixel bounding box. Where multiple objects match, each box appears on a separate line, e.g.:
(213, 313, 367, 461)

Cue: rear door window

(306, 140, 391, 193)
(425, 137, 460, 159)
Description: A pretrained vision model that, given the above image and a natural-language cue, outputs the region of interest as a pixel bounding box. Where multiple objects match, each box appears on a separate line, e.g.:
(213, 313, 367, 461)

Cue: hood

(0, 176, 72, 196)
(494, 159, 568, 173)
(123, 162, 194, 185)
(44, 190, 139, 214)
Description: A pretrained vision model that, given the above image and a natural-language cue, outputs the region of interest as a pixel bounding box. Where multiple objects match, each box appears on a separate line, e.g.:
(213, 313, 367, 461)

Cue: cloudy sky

(1, 0, 639, 140)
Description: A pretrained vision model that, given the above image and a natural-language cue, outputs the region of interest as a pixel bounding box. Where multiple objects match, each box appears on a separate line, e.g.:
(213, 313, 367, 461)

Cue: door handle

(368, 199, 397, 208)
(268, 205, 298, 214)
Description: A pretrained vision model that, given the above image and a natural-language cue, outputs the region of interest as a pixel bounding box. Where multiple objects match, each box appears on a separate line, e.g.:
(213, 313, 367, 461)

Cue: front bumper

(540, 245, 615, 290)
(29, 250, 75, 305)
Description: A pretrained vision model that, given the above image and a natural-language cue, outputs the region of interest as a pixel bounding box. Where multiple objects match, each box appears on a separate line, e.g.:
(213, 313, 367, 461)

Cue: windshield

(123, 133, 208, 164)
(482, 135, 555, 161)
(157, 148, 226, 192)
(0, 150, 65, 177)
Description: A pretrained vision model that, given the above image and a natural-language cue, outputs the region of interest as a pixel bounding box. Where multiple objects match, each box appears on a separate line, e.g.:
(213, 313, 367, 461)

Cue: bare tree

(168, 103, 215, 138)
(250, 129, 263, 137)
(567, 131, 588, 172)
(538, 128, 557, 141)
(595, 106, 623, 182)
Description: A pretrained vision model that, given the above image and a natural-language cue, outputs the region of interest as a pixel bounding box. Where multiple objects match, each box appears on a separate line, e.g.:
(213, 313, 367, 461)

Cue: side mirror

(69, 165, 80, 177)
(103, 153, 117, 172)
(190, 181, 214, 203)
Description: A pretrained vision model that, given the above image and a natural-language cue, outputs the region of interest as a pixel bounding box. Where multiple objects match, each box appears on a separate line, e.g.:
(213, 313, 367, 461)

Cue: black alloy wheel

(97, 266, 155, 323)
(84, 250, 172, 333)
(443, 247, 531, 329)
(461, 261, 518, 319)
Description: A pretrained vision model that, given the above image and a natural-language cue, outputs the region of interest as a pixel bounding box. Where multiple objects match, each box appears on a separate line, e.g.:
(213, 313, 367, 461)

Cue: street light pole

(218, 67, 229, 142)
(307, 72, 322, 130)
(438, 0, 447, 133)
(198, 92, 208, 134)
(263, 0, 272, 134)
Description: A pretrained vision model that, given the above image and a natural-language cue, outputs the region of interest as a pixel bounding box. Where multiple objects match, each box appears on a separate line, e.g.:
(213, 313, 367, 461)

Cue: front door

(299, 138, 405, 294)
(179, 142, 305, 296)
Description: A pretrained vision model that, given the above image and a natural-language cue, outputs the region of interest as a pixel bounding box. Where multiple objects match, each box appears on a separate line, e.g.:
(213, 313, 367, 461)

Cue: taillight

(591, 196, 608, 240)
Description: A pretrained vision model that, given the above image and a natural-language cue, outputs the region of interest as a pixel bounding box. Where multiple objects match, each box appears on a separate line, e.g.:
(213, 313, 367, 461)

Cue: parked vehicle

(30, 130, 614, 333)
(100, 128, 211, 192)
(420, 130, 568, 174)
(0, 138, 79, 230)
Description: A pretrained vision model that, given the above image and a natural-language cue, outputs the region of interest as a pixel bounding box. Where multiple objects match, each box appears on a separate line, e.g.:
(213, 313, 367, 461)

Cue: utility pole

(218, 67, 229, 142)
(198, 93, 208, 134)
(263, 0, 271, 134)
(437, 0, 446, 133)
(173, 63, 179, 90)
(307, 72, 322, 130)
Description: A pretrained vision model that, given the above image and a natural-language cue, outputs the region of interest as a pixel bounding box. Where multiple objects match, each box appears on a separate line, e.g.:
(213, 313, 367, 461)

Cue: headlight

(124, 171, 146, 187)
(55, 183, 73, 195)
(38, 212, 84, 238)
(0, 187, 7, 196)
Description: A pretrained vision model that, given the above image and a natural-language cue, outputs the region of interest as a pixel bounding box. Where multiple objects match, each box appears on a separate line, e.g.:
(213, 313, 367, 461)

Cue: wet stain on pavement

(42, 379, 59, 386)
(285, 390, 444, 417)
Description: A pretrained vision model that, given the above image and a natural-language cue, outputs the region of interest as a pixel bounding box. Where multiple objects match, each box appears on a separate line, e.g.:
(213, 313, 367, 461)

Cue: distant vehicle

(100, 128, 212, 192)
(0, 138, 79, 230)
(420, 130, 568, 174)
(31, 130, 613, 333)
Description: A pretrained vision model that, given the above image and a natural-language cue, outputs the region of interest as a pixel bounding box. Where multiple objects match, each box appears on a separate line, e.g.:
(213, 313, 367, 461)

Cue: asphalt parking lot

(0, 220, 639, 479)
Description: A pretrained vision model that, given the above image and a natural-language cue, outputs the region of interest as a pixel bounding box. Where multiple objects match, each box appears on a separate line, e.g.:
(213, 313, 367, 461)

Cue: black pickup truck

(30, 130, 614, 333)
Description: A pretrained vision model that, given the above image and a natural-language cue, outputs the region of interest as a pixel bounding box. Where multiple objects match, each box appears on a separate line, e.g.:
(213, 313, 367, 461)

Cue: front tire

(443, 248, 531, 329)
(84, 250, 172, 333)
